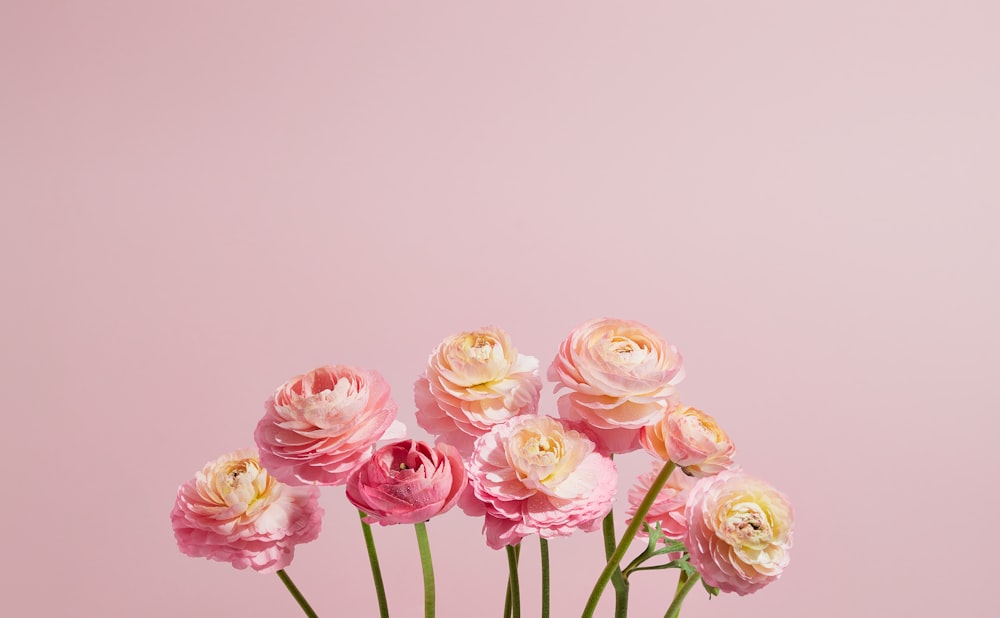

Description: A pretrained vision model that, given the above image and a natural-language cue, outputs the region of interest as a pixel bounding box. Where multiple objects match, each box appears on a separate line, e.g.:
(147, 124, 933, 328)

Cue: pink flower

(641, 405, 736, 476)
(255, 366, 403, 486)
(548, 318, 684, 453)
(346, 440, 467, 526)
(415, 326, 541, 455)
(171, 448, 323, 573)
(684, 470, 793, 596)
(625, 462, 695, 541)
(465, 415, 617, 549)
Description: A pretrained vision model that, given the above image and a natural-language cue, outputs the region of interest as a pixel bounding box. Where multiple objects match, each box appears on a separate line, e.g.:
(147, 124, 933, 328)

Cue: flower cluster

(171, 318, 794, 617)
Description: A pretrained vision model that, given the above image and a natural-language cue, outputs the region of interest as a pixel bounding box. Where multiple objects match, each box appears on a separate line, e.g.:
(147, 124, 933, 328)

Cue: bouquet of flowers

(171, 318, 794, 617)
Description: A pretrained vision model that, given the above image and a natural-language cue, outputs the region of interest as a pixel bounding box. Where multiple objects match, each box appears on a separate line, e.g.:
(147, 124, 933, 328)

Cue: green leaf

(702, 580, 720, 597)
(628, 559, 685, 573)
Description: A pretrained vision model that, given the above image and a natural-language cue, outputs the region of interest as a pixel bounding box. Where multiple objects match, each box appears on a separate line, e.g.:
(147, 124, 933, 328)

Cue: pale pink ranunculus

(415, 326, 541, 455)
(171, 448, 323, 573)
(641, 405, 736, 476)
(255, 365, 404, 486)
(685, 470, 793, 596)
(548, 318, 684, 453)
(346, 439, 467, 526)
(464, 415, 617, 549)
(626, 461, 696, 541)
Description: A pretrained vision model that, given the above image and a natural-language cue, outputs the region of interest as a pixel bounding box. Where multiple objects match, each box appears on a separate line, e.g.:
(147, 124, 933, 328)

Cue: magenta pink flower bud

(346, 439, 467, 526)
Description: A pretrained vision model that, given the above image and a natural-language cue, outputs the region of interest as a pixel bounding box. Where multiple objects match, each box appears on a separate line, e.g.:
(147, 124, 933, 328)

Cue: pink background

(2, 1, 997, 616)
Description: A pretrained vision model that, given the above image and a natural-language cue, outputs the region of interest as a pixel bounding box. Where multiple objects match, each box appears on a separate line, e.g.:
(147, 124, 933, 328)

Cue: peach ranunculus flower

(346, 439, 467, 526)
(171, 448, 323, 573)
(255, 365, 404, 486)
(548, 318, 684, 453)
(625, 461, 696, 541)
(415, 326, 541, 455)
(640, 405, 736, 476)
(464, 415, 617, 549)
(684, 470, 793, 596)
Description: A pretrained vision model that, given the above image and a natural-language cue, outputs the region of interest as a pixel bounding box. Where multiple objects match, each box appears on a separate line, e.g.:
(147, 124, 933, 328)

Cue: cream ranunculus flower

(464, 415, 617, 549)
(415, 326, 541, 455)
(548, 318, 684, 453)
(171, 448, 323, 573)
(684, 470, 793, 595)
(254, 366, 403, 486)
(640, 405, 736, 476)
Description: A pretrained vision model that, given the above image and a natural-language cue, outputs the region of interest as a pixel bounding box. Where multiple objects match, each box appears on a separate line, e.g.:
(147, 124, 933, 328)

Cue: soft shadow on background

(2, 2, 997, 617)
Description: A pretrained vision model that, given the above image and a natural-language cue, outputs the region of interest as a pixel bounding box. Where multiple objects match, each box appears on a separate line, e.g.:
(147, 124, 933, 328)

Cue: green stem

(504, 544, 520, 618)
(582, 461, 677, 618)
(506, 544, 521, 618)
(664, 572, 700, 618)
(276, 569, 318, 618)
(414, 522, 436, 618)
(540, 538, 550, 618)
(601, 510, 629, 617)
(359, 511, 390, 618)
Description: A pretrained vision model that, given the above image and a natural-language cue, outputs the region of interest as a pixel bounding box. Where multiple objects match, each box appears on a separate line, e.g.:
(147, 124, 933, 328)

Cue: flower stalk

(582, 461, 677, 618)
(540, 538, 550, 618)
(505, 544, 521, 618)
(276, 569, 318, 618)
(664, 572, 700, 618)
(415, 522, 436, 618)
(359, 511, 390, 618)
(601, 509, 629, 617)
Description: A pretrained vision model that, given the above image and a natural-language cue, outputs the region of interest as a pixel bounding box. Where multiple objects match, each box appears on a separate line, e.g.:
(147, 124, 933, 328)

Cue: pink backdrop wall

(3, 2, 997, 616)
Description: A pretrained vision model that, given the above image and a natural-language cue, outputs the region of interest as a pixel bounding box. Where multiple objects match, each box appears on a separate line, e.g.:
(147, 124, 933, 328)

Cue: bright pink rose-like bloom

(641, 405, 736, 476)
(346, 440, 467, 526)
(255, 366, 403, 486)
(626, 462, 695, 541)
(464, 415, 617, 549)
(685, 470, 793, 596)
(171, 449, 323, 573)
(548, 318, 684, 453)
(415, 326, 541, 455)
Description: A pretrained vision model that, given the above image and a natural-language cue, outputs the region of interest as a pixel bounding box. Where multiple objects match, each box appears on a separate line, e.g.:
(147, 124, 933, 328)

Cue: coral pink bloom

(641, 405, 736, 476)
(346, 440, 467, 526)
(465, 415, 617, 549)
(255, 366, 403, 486)
(626, 462, 695, 541)
(171, 449, 323, 573)
(549, 318, 684, 453)
(415, 326, 541, 455)
(685, 470, 793, 596)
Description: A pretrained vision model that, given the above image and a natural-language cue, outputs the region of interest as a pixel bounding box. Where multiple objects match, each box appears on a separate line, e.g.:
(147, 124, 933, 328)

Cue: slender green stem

(602, 510, 629, 617)
(582, 461, 677, 618)
(664, 572, 700, 618)
(504, 544, 521, 618)
(506, 544, 521, 618)
(540, 538, 550, 618)
(359, 510, 390, 618)
(675, 569, 689, 595)
(276, 569, 318, 618)
(414, 522, 436, 618)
